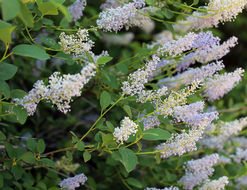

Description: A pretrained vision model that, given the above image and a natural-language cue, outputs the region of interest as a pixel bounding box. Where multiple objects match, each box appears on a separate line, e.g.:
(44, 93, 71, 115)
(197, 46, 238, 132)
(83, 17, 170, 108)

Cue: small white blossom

(159, 61, 224, 88)
(235, 175, 247, 188)
(173, 101, 218, 128)
(121, 56, 160, 96)
(113, 117, 138, 143)
(218, 155, 231, 164)
(15, 63, 96, 115)
(145, 187, 179, 190)
(199, 176, 229, 190)
(179, 154, 219, 190)
(139, 114, 160, 130)
(204, 68, 244, 101)
(68, 0, 87, 21)
(200, 117, 247, 150)
(233, 148, 247, 163)
(174, 0, 247, 31)
(59, 173, 87, 190)
(96, 1, 145, 32)
(158, 32, 197, 56)
(59, 29, 94, 55)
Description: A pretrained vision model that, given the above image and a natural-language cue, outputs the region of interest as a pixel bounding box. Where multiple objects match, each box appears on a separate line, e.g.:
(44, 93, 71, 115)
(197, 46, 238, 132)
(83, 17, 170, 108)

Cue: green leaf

(18, 2, 34, 28)
(37, 139, 46, 153)
(85, 51, 94, 63)
(97, 56, 113, 65)
(0, 80, 10, 99)
(102, 133, 116, 147)
(163, 22, 174, 34)
(13, 44, 50, 60)
(27, 138, 37, 152)
(100, 91, 111, 110)
(41, 158, 56, 168)
(123, 105, 132, 118)
(0, 131, 6, 141)
(0, 20, 16, 43)
(37, 0, 59, 16)
(11, 89, 27, 99)
(119, 148, 138, 173)
(155, 152, 161, 164)
(106, 121, 115, 132)
(2, 0, 20, 21)
(11, 165, 24, 180)
(0, 173, 3, 188)
(192, 0, 199, 5)
(127, 178, 142, 188)
(21, 152, 36, 163)
(162, 7, 174, 19)
(55, 52, 75, 65)
(5, 143, 16, 158)
(143, 128, 171, 141)
(50, 0, 71, 21)
(0, 63, 18, 81)
(76, 141, 85, 151)
(146, 0, 156, 6)
(13, 105, 28, 124)
(83, 152, 91, 162)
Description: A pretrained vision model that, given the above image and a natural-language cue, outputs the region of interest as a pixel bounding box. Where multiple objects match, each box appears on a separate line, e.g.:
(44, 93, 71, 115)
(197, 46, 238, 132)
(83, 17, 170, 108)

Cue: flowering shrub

(1, 0, 247, 189)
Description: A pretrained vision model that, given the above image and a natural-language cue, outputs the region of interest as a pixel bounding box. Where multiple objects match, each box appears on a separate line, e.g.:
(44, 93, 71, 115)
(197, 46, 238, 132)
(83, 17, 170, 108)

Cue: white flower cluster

(156, 127, 206, 159)
(15, 63, 96, 115)
(59, 29, 94, 55)
(178, 154, 219, 190)
(96, 0, 146, 32)
(177, 36, 237, 71)
(113, 117, 138, 144)
(173, 101, 218, 128)
(235, 175, 247, 188)
(68, 0, 87, 21)
(218, 155, 231, 164)
(199, 176, 229, 190)
(196, 36, 238, 63)
(159, 61, 224, 88)
(122, 56, 160, 96)
(174, 0, 247, 32)
(203, 68, 244, 101)
(200, 117, 247, 150)
(155, 80, 201, 117)
(139, 114, 160, 130)
(59, 173, 87, 190)
(158, 32, 197, 56)
(137, 86, 168, 103)
(156, 97, 218, 158)
(145, 187, 179, 190)
(100, 0, 122, 10)
(232, 148, 247, 163)
(151, 32, 237, 76)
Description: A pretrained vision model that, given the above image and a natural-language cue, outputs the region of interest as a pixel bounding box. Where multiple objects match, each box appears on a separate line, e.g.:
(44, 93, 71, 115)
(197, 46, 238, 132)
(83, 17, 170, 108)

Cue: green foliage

(118, 148, 138, 173)
(100, 91, 112, 110)
(97, 56, 113, 65)
(12, 44, 50, 60)
(143, 128, 171, 141)
(2, 0, 20, 21)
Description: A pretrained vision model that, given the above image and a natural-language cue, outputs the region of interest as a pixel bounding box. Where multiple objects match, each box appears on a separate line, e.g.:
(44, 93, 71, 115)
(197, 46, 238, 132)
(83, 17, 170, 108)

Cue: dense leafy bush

(1, 0, 247, 189)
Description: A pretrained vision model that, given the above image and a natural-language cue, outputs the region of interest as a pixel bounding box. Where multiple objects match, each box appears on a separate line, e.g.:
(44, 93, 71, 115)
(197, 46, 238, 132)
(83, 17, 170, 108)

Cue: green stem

(78, 94, 125, 142)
